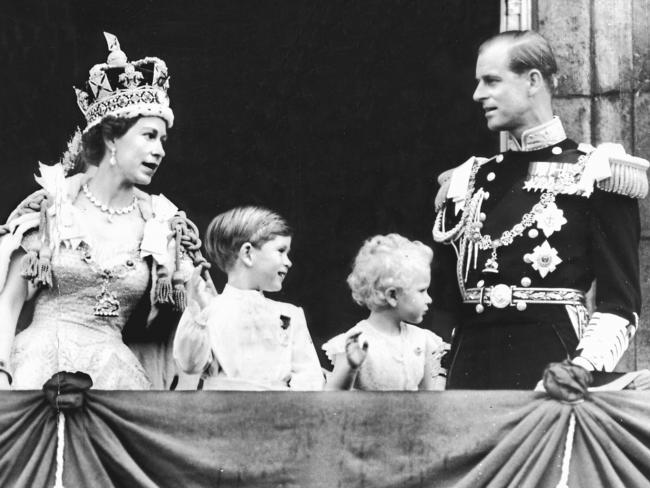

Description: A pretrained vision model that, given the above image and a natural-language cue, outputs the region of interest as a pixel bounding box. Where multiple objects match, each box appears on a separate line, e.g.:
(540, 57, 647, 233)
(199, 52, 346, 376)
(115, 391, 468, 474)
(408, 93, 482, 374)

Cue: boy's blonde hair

(204, 206, 292, 273)
(347, 233, 433, 310)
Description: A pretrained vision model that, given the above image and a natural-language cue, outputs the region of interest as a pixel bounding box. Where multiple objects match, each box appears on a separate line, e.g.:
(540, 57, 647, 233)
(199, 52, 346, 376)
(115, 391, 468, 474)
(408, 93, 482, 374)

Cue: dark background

(1, 1, 499, 364)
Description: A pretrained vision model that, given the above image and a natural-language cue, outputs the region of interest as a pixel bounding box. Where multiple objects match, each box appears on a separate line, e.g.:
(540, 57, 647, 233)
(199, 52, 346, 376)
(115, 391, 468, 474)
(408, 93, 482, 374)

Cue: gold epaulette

(596, 153, 649, 199)
(435, 156, 489, 211)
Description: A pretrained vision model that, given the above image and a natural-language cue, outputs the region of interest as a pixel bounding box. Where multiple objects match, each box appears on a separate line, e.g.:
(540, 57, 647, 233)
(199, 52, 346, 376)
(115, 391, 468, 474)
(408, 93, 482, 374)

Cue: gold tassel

(171, 224, 186, 312)
(597, 155, 649, 198)
(172, 270, 186, 312)
(21, 198, 53, 287)
(20, 250, 39, 280)
(36, 202, 53, 288)
(37, 245, 53, 288)
(154, 264, 173, 305)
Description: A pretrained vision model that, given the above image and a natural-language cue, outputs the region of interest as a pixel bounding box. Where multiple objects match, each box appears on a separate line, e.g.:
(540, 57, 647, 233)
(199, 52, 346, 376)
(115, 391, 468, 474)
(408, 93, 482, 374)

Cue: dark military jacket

(432, 121, 642, 389)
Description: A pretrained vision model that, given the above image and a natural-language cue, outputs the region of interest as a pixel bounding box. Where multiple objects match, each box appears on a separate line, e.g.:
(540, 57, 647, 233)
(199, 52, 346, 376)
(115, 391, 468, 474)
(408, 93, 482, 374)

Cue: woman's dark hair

(69, 115, 141, 174)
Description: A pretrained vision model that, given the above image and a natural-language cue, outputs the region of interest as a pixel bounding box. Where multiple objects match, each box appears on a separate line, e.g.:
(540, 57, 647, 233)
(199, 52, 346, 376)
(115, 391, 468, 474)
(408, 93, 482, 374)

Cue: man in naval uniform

(432, 30, 648, 389)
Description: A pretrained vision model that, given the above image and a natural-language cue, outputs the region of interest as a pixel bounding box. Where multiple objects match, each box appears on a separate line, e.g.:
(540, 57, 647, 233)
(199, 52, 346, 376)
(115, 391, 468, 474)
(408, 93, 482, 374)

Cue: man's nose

(473, 82, 485, 103)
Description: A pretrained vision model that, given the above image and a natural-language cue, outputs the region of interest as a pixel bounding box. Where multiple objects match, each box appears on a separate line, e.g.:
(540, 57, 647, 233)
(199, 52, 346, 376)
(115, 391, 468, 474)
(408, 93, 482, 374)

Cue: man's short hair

(204, 206, 292, 273)
(480, 30, 558, 87)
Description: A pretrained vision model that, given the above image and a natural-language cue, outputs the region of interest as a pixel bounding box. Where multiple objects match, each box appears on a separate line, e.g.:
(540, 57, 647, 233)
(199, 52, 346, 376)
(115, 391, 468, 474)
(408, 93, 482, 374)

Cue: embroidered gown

(4, 165, 190, 390)
(11, 238, 152, 389)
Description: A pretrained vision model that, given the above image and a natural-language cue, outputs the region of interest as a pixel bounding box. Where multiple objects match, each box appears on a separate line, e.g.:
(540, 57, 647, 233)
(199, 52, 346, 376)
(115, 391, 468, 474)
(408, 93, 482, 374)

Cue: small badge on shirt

(280, 315, 291, 329)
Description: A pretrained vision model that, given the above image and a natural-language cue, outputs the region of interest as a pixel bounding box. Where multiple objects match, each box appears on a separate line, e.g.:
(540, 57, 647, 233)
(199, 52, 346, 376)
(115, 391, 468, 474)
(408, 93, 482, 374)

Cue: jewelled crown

(75, 32, 174, 132)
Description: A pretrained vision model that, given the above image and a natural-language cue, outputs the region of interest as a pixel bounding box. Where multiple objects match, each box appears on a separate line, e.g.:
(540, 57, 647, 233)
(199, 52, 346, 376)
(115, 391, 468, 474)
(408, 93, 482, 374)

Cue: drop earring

(109, 147, 117, 166)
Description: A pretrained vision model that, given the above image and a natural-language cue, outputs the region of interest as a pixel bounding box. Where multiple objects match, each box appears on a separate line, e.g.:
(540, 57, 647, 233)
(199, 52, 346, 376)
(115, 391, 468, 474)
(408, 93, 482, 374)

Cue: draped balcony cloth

(1, 390, 650, 488)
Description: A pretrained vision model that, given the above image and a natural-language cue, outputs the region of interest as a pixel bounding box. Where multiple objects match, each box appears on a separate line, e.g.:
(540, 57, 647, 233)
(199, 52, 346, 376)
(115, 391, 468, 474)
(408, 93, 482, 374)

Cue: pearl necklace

(82, 183, 138, 222)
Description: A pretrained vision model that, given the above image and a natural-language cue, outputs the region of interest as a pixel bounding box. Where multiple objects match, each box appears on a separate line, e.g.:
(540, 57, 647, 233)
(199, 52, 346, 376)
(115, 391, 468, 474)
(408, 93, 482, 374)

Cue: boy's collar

(223, 283, 265, 297)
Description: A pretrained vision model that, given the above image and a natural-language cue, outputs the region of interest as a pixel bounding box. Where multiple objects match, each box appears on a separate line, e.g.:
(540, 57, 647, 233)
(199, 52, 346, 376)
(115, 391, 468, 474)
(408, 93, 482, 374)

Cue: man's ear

(384, 287, 399, 308)
(238, 242, 255, 267)
(527, 69, 545, 95)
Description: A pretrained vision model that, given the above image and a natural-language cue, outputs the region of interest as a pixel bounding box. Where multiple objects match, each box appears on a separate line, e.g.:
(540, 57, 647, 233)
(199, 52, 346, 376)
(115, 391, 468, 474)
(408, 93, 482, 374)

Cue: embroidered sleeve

(573, 312, 636, 372)
(572, 187, 641, 371)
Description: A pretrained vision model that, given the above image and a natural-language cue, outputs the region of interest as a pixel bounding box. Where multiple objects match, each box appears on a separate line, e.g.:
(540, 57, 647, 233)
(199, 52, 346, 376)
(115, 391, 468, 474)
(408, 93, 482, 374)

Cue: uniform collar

(507, 117, 567, 152)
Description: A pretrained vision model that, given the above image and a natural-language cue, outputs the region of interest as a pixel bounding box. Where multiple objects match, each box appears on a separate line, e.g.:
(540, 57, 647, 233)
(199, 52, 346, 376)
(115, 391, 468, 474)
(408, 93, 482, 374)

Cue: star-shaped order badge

(534, 202, 567, 237)
(528, 240, 562, 278)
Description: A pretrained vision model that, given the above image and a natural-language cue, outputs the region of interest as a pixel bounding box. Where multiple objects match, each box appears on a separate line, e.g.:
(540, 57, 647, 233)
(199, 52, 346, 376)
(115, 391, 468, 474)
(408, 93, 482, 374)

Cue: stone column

(536, 0, 650, 370)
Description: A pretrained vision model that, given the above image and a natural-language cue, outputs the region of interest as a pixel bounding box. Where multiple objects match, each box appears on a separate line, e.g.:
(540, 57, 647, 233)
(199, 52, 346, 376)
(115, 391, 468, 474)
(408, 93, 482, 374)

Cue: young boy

(173, 206, 324, 390)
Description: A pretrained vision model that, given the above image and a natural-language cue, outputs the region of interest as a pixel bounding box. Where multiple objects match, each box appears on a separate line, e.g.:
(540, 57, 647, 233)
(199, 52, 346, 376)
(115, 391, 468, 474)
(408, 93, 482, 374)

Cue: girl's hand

(345, 331, 368, 370)
(187, 264, 217, 310)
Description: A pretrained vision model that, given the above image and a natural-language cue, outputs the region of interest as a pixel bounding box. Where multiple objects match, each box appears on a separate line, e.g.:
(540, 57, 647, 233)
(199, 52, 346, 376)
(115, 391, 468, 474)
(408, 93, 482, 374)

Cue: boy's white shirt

(173, 284, 324, 390)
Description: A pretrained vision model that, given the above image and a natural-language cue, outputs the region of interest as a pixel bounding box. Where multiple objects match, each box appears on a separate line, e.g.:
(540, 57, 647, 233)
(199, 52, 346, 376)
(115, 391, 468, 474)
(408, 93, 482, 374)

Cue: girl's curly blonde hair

(347, 233, 433, 310)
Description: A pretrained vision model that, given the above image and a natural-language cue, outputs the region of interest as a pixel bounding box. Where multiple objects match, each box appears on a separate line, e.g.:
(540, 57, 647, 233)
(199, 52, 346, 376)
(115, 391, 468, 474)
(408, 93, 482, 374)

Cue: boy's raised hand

(345, 331, 368, 370)
(187, 263, 218, 310)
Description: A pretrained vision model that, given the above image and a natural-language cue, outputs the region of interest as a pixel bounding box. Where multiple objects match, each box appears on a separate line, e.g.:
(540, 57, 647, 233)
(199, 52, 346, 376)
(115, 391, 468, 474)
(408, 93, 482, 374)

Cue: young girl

(324, 234, 448, 390)
(173, 206, 324, 390)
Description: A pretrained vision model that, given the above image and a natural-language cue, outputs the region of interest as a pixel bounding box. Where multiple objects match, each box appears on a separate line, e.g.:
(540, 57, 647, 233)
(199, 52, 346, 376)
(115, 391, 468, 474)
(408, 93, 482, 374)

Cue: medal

(482, 249, 499, 274)
(534, 202, 567, 237)
(525, 240, 563, 278)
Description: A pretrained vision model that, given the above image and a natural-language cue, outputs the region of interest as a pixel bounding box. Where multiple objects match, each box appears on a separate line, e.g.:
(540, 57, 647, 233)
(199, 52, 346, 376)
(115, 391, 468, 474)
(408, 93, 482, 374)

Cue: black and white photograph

(1, 1, 650, 486)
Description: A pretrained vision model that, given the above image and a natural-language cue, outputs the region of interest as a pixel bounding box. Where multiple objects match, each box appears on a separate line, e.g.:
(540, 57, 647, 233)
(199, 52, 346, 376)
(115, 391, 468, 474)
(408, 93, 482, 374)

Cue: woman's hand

(345, 331, 368, 370)
(186, 264, 217, 310)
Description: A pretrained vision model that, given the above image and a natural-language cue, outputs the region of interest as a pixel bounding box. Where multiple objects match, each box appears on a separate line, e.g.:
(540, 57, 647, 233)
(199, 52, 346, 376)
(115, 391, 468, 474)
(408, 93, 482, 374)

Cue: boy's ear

(384, 287, 399, 308)
(238, 242, 255, 267)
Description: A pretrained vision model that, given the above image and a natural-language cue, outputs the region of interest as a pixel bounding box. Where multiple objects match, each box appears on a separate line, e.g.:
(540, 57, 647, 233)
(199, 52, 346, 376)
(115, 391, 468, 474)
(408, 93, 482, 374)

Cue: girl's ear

(384, 287, 399, 308)
(238, 242, 254, 267)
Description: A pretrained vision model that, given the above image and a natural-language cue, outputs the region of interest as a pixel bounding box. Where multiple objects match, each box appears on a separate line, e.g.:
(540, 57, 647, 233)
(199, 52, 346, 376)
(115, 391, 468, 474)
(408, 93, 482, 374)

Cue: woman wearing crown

(0, 33, 206, 390)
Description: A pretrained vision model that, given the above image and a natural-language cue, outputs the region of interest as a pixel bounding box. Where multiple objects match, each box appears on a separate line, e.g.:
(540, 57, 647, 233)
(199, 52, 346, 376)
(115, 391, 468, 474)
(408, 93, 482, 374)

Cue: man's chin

(486, 119, 504, 133)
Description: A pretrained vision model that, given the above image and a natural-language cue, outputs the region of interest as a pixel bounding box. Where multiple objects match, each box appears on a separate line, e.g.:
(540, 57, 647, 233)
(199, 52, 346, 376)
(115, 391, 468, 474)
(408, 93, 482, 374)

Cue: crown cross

(119, 65, 144, 89)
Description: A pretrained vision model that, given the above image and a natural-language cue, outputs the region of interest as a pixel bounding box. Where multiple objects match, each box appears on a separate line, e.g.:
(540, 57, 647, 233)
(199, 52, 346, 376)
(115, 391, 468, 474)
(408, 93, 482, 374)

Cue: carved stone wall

(535, 0, 650, 369)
